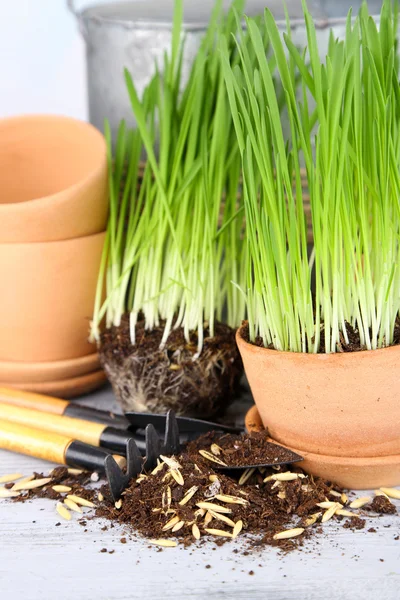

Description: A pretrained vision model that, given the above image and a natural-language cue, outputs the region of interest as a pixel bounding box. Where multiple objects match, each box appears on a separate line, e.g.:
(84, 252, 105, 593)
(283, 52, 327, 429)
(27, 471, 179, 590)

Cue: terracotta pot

(0, 370, 108, 400)
(0, 232, 105, 363)
(0, 353, 100, 384)
(236, 324, 400, 460)
(0, 115, 108, 243)
(245, 405, 400, 490)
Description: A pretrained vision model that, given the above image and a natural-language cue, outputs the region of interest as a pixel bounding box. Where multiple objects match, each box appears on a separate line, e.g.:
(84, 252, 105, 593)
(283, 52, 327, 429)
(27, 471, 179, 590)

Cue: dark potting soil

(99, 314, 243, 418)
(242, 317, 400, 353)
(185, 430, 299, 468)
(370, 495, 397, 515)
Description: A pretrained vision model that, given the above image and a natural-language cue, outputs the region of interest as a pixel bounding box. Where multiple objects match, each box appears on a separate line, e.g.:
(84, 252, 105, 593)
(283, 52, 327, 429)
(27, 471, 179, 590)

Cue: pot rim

(236, 321, 400, 361)
(0, 229, 105, 249)
(0, 114, 106, 210)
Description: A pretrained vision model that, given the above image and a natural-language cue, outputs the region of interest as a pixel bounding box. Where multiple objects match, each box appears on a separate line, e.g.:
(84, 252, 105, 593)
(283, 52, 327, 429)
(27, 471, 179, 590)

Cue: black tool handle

(64, 404, 130, 429)
(65, 440, 118, 473)
(100, 427, 147, 455)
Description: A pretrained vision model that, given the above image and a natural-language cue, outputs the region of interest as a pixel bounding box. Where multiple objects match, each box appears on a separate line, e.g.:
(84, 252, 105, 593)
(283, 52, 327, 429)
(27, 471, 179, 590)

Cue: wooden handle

(0, 402, 105, 447)
(0, 387, 68, 415)
(0, 418, 72, 464)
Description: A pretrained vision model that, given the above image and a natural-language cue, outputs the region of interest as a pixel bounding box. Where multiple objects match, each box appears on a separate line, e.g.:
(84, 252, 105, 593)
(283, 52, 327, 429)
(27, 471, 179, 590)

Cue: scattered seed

(215, 494, 248, 506)
(335, 509, 356, 517)
(204, 512, 213, 527)
(374, 490, 390, 500)
(322, 504, 339, 523)
(196, 502, 232, 514)
(98, 492, 104, 502)
(341, 493, 348, 505)
(317, 501, 341, 509)
(152, 508, 162, 513)
(114, 500, 122, 510)
(273, 528, 304, 540)
(349, 496, 371, 509)
(204, 528, 234, 538)
(277, 491, 286, 500)
(198, 450, 227, 467)
(210, 444, 222, 456)
(66, 495, 95, 508)
(11, 475, 34, 489)
(149, 539, 177, 548)
(192, 523, 201, 540)
(171, 520, 185, 533)
(56, 502, 71, 521)
(179, 486, 198, 506)
(136, 475, 147, 484)
(239, 468, 256, 486)
(0, 473, 23, 484)
(208, 510, 236, 528)
(304, 512, 321, 527)
(209, 475, 218, 482)
(193, 464, 202, 473)
(170, 469, 184, 486)
(90, 472, 100, 482)
(13, 477, 52, 491)
(271, 481, 281, 490)
(232, 520, 243, 539)
(194, 508, 206, 518)
(0, 488, 21, 498)
(329, 490, 342, 498)
(160, 455, 182, 470)
(52, 485, 72, 493)
(64, 498, 83, 514)
(152, 462, 165, 476)
(162, 516, 180, 531)
(271, 472, 300, 482)
(67, 468, 84, 476)
(379, 488, 400, 500)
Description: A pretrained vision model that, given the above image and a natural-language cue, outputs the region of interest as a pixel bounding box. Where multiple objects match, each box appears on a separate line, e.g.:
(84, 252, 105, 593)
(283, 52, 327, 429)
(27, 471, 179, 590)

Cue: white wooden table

(1, 387, 399, 600)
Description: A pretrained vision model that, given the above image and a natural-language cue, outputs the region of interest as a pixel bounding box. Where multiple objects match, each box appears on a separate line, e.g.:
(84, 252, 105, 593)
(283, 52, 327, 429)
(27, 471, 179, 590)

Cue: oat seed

(52, 485, 72, 493)
(11, 475, 34, 489)
(210, 444, 222, 456)
(198, 450, 227, 467)
(204, 512, 213, 527)
(13, 477, 52, 491)
(304, 512, 321, 527)
(192, 523, 201, 540)
(209, 475, 218, 482)
(271, 472, 300, 482)
(162, 516, 180, 531)
(160, 455, 182, 470)
(0, 473, 23, 484)
(66, 494, 95, 508)
(208, 510, 236, 528)
(321, 504, 339, 523)
(232, 520, 243, 539)
(379, 488, 400, 500)
(114, 499, 122, 510)
(170, 469, 184, 486)
(329, 490, 342, 498)
(341, 493, 348, 505)
(317, 501, 341, 509)
(171, 520, 185, 533)
(149, 539, 177, 548)
(67, 468, 84, 476)
(196, 502, 232, 514)
(273, 527, 304, 540)
(152, 462, 166, 476)
(0, 488, 21, 498)
(204, 528, 234, 538)
(215, 494, 248, 506)
(349, 496, 371, 509)
(56, 502, 71, 521)
(98, 492, 104, 502)
(374, 490, 390, 499)
(90, 472, 100, 483)
(64, 498, 83, 513)
(335, 509, 356, 517)
(238, 468, 256, 486)
(179, 486, 198, 506)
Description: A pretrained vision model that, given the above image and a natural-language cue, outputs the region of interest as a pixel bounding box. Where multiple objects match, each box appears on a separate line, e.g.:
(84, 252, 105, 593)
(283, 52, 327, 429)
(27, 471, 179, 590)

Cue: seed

(271, 481, 281, 490)
(349, 496, 371, 509)
(179, 486, 198, 506)
(215, 494, 248, 506)
(11, 475, 34, 489)
(192, 523, 201, 540)
(0, 473, 23, 484)
(170, 469, 184, 486)
(90, 472, 100, 482)
(171, 520, 185, 533)
(317, 501, 341, 509)
(209, 475, 218, 482)
(304, 512, 321, 527)
(194, 508, 206, 518)
(239, 468, 256, 486)
(115, 456, 127, 470)
(204, 528, 234, 538)
(329, 490, 342, 498)
(211, 444, 222, 456)
(152, 462, 166, 476)
(321, 504, 339, 523)
(374, 490, 390, 500)
(196, 502, 232, 514)
(335, 509, 356, 517)
(232, 520, 243, 539)
(379, 488, 400, 500)
(273, 528, 304, 540)
(149, 539, 177, 548)
(64, 498, 83, 513)
(162, 516, 180, 531)
(66, 495, 95, 508)
(152, 508, 162, 513)
(0, 488, 21, 498)
(208, 510, 236, 528)
(114, 500, 122, 510)
(194, 464, 202, 473)
(160, 455, 182, 470)
(341, 493, 348, 505)
(272, 473, 299, 481)
(13, 477, 52, 491)
(198, 450, 227, 467)
(56, 502, 71, 521)
(67, 468, 84, 476)
(277, 491, 286, 500)
(52, 485, 72, 493)
(204, 512, 213, 527)
(98, 492, 104, 502)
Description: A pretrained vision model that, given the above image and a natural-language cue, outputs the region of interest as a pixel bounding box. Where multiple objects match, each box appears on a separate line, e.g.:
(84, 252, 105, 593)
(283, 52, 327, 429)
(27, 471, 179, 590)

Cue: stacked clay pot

(0, 115, 108, 397)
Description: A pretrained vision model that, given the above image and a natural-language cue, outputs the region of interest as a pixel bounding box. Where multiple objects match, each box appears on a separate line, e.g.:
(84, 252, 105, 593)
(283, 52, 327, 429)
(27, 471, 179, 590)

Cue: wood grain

(0, 418, 70, 464)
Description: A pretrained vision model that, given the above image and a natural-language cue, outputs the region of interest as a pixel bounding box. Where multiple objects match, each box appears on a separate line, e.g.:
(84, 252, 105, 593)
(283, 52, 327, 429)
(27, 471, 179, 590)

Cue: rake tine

(143, 424, 162, 472)
(125, 438, 143, 479)
(163, 410, 180, 455)
(104, 454, 129, 503)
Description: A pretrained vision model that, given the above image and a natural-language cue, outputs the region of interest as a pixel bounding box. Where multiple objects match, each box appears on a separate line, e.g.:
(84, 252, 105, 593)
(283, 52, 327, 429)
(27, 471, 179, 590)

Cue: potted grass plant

(222, 0, 400, 488)
(91, 0, 266, 417)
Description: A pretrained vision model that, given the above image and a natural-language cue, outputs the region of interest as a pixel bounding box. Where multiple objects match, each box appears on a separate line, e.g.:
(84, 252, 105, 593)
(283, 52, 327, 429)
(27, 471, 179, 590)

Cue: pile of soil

(99, 315, 243, 418)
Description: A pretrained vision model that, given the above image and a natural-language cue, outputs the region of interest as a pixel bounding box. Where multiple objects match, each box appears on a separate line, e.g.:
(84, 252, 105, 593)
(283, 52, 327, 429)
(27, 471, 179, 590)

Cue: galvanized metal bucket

(68, 0, 382, 138)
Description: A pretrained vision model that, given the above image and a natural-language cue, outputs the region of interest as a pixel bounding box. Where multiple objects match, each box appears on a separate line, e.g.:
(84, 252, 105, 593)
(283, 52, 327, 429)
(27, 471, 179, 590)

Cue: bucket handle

(67, 0, 89, 41)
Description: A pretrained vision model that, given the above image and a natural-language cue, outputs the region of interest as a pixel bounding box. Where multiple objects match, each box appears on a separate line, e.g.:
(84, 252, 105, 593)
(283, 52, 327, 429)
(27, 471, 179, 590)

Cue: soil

(370, 496, 397, 514)
(99, 314, 243, 418)
(242, 317, 400, 353)
(185, 430, 301, 468)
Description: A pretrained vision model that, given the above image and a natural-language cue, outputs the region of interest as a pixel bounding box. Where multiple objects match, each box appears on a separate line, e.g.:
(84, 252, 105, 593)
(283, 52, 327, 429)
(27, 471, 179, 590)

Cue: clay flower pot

(0, 115, 108, 243)
(237, 324, 400, 488)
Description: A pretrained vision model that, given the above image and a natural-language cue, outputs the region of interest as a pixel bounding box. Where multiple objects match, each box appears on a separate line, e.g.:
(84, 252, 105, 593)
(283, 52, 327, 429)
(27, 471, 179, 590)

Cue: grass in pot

(222, 0, 400, 488)
(91, 0, 280, 418)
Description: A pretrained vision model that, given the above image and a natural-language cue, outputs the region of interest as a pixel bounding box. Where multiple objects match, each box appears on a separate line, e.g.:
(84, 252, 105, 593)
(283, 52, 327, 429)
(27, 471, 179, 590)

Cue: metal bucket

(68, 0, 382, 138)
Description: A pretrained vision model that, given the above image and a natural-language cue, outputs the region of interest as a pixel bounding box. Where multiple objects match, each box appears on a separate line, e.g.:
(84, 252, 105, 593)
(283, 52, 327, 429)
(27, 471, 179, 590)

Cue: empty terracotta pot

(0, 115, 108, 243)
(0, 232, 105, 363)
(236, 324, 400, 460)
